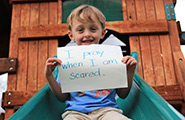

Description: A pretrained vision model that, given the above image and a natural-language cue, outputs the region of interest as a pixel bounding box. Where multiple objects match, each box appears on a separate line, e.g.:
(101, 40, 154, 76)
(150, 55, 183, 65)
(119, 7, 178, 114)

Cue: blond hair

(67, 5, 106, 31)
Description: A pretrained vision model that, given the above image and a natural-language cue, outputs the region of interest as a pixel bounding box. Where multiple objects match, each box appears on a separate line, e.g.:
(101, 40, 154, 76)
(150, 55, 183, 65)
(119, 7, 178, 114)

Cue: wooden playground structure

(1, 0, 185, 119)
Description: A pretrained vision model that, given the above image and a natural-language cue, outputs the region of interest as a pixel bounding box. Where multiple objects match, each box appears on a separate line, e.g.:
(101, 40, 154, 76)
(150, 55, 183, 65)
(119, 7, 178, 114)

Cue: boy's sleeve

(56, 73, 61, 85)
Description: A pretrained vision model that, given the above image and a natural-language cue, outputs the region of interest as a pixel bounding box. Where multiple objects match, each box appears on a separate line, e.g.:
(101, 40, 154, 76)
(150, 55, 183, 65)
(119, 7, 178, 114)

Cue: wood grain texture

(8, 4, 21, 91)
(11, 0, 57, 3)
(145, 0, 165, 86)
(37, 2, 49, 89)
(48, 1, 58, 58)
(3, 91, 37, 107)
(135, 0, 155, 85)
(5, 4, 22, 119)
(18, 20, 169, 40)
(125, 0, 143, 77)
(0, 58, 17, 74)
(17, 3, 30, 91)
(27, 3, 39, 91)
(153, 85, 183, 100)
(173, 51, 185, 100)
(159, 0, 176, 85)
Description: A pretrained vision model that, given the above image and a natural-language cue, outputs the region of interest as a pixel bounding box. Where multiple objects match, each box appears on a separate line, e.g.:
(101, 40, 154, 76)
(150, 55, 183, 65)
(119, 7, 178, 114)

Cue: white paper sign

(57, 45, 127, 93)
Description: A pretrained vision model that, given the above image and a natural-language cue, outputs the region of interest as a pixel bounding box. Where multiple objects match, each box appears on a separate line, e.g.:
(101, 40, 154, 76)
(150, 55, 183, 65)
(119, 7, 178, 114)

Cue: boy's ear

(68, 30, 74, 41)
(101, 28, 106, 39)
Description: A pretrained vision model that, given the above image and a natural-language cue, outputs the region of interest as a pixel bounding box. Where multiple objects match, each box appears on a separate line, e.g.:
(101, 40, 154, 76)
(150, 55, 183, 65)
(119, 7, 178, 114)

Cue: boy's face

(68, 14, 106, 45)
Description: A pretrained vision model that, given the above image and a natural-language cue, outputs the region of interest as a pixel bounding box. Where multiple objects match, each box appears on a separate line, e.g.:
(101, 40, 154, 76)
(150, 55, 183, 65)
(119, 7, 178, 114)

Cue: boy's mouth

(81, 40, 94, 44)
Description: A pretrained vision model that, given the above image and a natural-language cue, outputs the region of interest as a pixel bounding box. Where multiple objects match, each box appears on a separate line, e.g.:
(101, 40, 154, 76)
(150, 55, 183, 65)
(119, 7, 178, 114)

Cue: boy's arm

(116, 56, 137, 99)
(45, 58, 69, 102)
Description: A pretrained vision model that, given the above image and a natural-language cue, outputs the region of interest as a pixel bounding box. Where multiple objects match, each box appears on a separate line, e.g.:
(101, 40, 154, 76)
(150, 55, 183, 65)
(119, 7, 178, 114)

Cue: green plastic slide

(7, 52, 185, 120)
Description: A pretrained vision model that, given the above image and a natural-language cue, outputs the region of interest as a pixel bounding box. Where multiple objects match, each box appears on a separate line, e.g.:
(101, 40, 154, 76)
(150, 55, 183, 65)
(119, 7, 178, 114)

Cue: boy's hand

(121, 56, 137, 72)
(45, 58, 62, 77)
(116, 56, 137, 99)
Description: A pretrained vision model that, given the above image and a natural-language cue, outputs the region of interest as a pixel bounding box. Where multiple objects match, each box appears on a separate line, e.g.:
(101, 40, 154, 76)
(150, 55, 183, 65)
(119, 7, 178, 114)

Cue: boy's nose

(84, 30, 91, 37)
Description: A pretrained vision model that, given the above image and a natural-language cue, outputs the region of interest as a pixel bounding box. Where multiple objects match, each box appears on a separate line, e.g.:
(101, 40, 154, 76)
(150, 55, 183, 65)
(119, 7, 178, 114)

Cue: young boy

(45, 5, 137, 120)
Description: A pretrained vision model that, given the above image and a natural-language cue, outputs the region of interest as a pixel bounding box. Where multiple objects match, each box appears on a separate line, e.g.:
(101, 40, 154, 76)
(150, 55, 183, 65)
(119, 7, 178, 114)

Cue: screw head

(9, 67, 13, 71)
(8, 92, 11, 96)
(10, 59, 14, 62)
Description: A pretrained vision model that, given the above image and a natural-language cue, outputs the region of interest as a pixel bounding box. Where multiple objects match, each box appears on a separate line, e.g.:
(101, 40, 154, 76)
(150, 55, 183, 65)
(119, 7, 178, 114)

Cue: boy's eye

(77, 28, 84, 32)
(90, 27, 96, 32)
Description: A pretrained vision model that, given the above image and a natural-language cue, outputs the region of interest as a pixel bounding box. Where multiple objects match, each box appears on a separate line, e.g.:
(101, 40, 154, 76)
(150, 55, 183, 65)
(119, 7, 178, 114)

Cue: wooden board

(5, 4, 21, 119)
(11, 0, 57, 3)
(162, 0, 177, 85)
(48, 1, 58, 58)
(124, 0, 143, 78)
(173, 51, 185, 100)
(8, 4, 21, 91)
(153, 0, 169, 87)
(3, 91, 37, 107)
(0, 58, 17, 74)
(18, 20, 169, 40)
(27, 3, 39, 91)
(38, 2, 49, 89)
(135, 0, 155, 85)
(153, 85, 183, 100)
(17, 3, 30, 91)
(145, 0, 165, 86)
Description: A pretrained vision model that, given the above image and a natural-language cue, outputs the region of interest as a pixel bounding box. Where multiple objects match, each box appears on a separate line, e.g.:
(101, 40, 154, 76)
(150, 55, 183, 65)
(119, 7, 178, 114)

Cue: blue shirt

(56, 74, 118, 113)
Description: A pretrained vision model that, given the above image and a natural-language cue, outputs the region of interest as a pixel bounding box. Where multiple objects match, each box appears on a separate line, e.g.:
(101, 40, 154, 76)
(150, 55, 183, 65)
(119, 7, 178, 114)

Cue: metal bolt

(10, 59, 14, 62)
(8, 92, 11, 96)
(7, 101, 11, 105)
(9, 67, 13, 71)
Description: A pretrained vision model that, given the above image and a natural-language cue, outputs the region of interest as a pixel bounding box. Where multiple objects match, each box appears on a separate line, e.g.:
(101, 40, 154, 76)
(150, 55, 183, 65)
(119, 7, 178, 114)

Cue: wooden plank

(48, 2, 58, 58)
(122, 0, 128, 21)
(168, 21, 181, 52)
(181, 103, 185, 114)
(125, 0, 143, 77)
(0, 58, 17, 74)
(8, 4, 21, 91)
(38, 2, 49, 89)
(4, 108, 14, 119)
(160, 35, 176, 85)
(12, 0, 57, 3)
(140, 36, 155, 85)
(3, 91, 37, 107)
(106, 20, 168, 34)
(126, 0, 136, 21)
(145, 0, 156, 20)
(18, 20, 169, 40)
(154, 0, 166, 20)
(145, 0, 166, 86)
(16, 3, 30, 91)
(135, 0, 155, 86)
(153, 85, 183, 100)
(152, 0, 167, 86)
(58, 0, 62, 24)
(164, 0, 180, 86)
(5, 4, 21, 119)
(27, 3, 39, 91)
(150, 35, 165, 86)
(173, 51, 185, 100)
(154, 0, 176, 86)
